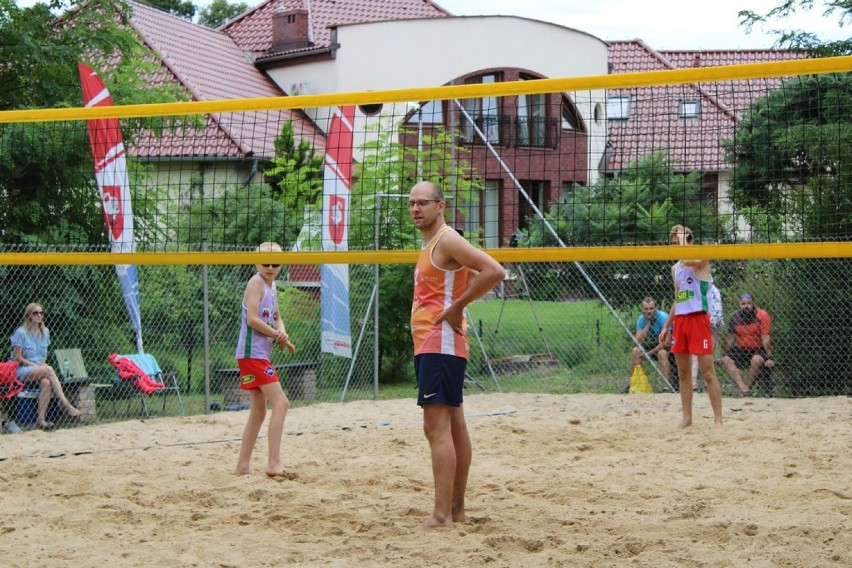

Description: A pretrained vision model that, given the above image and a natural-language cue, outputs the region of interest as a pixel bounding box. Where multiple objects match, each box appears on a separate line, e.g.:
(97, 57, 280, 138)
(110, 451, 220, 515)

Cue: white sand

(1, 393, 850, 567)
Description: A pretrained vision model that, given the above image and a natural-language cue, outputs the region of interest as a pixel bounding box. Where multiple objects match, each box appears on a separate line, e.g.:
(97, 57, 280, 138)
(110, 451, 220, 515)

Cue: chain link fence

(2, 243, 849, 430)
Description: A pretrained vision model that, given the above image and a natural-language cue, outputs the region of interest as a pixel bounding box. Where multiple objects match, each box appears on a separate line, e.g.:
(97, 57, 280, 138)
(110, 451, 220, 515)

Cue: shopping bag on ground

(629, 365, 654, 394)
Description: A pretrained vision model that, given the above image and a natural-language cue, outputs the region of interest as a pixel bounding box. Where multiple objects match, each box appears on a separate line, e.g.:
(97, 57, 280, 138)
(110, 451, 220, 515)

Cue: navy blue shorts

(414, 353, 467, 407)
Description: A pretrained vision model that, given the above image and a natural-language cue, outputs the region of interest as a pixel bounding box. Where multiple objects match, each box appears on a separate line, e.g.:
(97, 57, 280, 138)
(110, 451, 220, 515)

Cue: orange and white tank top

(410, 225, 470, 357)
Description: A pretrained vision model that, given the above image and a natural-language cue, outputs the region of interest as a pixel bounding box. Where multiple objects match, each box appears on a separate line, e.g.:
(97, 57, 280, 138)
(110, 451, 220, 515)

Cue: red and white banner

(320, 106, 355, 358)
(78, 63, 143, 352)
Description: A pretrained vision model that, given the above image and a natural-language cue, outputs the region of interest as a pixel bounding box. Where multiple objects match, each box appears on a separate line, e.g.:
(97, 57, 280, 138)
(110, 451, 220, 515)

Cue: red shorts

(671, 312, 714, 355)
(237, 358, 279, 390)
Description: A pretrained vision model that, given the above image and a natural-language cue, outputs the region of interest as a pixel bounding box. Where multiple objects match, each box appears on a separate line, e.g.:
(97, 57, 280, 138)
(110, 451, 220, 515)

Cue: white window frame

(679, 100, 700, 119)
(606, 95, 632, 120)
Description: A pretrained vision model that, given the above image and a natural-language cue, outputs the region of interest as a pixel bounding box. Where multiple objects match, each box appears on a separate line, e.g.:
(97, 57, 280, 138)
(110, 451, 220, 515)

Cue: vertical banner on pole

(78, 63, 143, 352)
(320, 106, 355, 358)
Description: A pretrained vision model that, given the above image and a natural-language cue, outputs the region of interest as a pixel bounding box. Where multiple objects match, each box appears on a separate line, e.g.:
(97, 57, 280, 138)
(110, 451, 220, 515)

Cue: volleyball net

(0, 56, 850, 426)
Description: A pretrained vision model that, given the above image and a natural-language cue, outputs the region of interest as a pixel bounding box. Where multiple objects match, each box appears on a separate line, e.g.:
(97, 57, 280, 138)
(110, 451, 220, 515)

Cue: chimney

(270, 8, 312, 52)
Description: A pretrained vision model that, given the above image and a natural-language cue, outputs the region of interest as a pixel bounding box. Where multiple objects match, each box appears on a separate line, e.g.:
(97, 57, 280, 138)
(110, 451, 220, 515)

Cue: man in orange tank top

(409, 181, 505, 530)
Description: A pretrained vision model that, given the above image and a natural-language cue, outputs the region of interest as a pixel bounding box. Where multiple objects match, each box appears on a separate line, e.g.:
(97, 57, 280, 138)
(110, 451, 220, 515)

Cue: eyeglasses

(408, 199, 440, 208)
(261, 264, 281, 269)
(31, 311, 44, 316)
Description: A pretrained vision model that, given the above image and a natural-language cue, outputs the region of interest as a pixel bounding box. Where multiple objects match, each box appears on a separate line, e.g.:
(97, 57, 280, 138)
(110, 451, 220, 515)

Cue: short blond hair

(256, 242, 282, 253)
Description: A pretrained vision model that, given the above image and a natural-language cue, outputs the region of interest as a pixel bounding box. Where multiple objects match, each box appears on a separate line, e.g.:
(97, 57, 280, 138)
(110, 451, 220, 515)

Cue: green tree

(738, 0, 852, 56)
(722, 72, 852, 396)
(0, 0, 136, 110)
(198, 0, 248, 28)
(521, 151, 719, 307)
(349, 121, 481, 382)
(138, 0, 194, 19)
(723, 73, 852, 240)
(177, 183, 292, 247)
(263, 119, 325, 246)
(0, 0, 188, 246)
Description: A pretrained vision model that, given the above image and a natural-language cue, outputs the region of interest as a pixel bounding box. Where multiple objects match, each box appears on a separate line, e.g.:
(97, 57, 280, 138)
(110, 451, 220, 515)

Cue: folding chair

(53, 348, 111, 421)
(112, 353, 185, 418)
(54, 348, 93, 382)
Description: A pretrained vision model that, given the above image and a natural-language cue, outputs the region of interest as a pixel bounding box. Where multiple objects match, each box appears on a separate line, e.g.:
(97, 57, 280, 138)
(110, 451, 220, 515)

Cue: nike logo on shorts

(423, 393, 437, 399)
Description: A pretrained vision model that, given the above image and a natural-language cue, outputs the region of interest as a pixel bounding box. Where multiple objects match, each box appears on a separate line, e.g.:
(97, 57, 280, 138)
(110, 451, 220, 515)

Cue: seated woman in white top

(10, 303, 81, 429)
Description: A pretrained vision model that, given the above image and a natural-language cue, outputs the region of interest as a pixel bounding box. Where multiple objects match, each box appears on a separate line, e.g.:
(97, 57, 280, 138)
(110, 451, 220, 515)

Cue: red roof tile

(224, 0, 451, 56)
(126, 1, 324, 159)
(660, 48, 808, 115)
(605, 41, 805, 173)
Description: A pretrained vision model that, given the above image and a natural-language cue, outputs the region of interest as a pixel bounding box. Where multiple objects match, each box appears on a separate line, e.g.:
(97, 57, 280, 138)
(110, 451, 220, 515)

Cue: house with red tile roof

(125, 0, 324, 207)
(121, 0, 804, 245)
(225, 2, 611, 247)
(605, 39, 807, 217)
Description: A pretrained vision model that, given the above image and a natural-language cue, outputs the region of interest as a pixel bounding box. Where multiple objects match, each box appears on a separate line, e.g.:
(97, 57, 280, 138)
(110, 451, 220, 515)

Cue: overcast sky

(15, 0, 847, 51)
(435, 0, 848, 50)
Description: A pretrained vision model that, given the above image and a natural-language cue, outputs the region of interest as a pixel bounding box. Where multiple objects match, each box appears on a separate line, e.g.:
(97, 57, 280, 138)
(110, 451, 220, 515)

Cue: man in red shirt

(718, 293, 775, 393)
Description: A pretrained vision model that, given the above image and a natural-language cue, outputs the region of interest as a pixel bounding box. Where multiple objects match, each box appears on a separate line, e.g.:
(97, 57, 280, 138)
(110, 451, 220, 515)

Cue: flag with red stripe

(78, 63, 143, 352)
(320, 106, 355, 357)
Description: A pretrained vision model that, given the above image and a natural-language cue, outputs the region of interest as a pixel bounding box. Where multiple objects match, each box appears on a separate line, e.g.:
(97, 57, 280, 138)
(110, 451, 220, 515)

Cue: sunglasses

(408, 199, 440, 208)
(261, 264, 281, 269)
(739, 294, 752, 300)
(31, 311, 44, 316)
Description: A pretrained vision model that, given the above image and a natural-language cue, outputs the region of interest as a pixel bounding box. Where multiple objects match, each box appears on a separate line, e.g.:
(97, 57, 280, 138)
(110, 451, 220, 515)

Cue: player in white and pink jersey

(234, 242, 296, 478)
(660, 225, 723, 429)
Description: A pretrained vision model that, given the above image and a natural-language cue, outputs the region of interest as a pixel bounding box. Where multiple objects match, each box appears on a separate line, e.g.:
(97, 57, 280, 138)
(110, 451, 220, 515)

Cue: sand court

(1, 393, 850, 567)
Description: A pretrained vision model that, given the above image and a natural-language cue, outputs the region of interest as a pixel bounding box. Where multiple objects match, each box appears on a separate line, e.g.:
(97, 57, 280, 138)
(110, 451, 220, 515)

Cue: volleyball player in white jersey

(234, 242, 296, 477)
(659, 225, 723, 429)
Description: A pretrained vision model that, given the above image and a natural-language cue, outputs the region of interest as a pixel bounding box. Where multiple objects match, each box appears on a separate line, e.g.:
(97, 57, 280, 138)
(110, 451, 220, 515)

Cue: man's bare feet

(265, 464, 287, 477)
(418, 514, 454, 531)
(266, 471, 297, 480)
(714, 419, 723, 430)
(678, 418, 692, 429)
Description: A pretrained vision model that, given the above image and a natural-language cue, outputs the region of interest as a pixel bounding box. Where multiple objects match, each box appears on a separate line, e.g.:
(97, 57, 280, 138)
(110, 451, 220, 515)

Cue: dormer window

(606, 95, 631, 120)
(679, 100, 700, 119)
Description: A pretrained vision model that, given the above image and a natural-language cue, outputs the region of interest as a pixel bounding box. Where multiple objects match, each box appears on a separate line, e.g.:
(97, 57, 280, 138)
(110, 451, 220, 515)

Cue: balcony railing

(459, 114, 511, 147)
(515, 116, 558, 149)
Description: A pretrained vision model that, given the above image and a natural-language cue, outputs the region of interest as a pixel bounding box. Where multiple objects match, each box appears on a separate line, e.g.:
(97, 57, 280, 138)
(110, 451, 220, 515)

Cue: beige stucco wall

(265, 16, 609, 178)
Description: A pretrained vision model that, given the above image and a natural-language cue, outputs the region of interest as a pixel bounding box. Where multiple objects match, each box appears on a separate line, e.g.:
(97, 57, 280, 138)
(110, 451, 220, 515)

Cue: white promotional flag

(320, 106, 355, 357)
